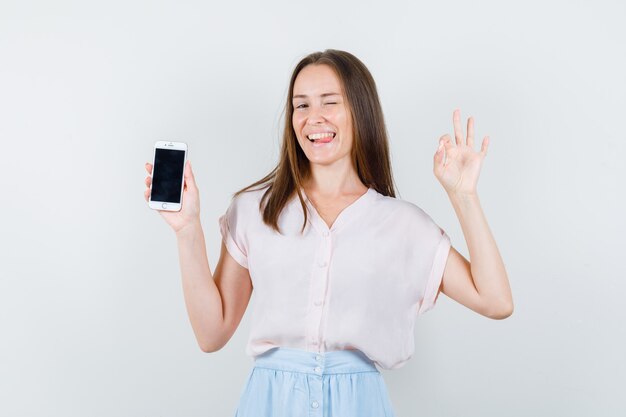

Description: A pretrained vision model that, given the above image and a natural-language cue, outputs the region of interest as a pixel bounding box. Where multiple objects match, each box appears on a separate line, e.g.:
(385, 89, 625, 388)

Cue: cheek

(292, 114, 304, 130)
(337, 107, 350, 131)
(339, 115, 352, 137)
(291, 117, 301, 138)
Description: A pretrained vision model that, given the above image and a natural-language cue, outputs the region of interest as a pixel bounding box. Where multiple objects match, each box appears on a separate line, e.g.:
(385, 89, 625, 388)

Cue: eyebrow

(292, 92, 341, 100)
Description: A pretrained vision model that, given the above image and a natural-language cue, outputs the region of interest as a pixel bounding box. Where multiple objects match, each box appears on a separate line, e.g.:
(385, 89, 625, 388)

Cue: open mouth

(307, 132, 336, 144)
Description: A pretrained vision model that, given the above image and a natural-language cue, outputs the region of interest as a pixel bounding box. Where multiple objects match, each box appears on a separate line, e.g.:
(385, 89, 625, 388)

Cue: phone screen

(151, 148, 185, 203)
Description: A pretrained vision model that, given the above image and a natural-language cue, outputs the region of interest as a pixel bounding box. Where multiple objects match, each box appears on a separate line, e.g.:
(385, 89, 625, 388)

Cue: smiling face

(292, 64, 354, 168)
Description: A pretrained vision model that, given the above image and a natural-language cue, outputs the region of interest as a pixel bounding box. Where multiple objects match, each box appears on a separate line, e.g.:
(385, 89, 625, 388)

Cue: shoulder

(226, 184, 269, 212)
(368, 192, 447, 244)
(371, 191, 435, 227)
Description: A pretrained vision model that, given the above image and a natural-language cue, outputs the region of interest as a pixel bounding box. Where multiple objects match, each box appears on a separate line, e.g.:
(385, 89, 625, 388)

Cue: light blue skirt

(233, 347, 396, 417)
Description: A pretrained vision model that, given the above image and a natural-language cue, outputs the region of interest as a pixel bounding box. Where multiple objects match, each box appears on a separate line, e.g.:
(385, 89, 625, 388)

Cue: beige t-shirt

(219, 185, 451, 370)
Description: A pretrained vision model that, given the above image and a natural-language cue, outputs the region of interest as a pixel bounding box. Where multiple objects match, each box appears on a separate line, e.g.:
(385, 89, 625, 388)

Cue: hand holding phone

(144, 141, 201, 234)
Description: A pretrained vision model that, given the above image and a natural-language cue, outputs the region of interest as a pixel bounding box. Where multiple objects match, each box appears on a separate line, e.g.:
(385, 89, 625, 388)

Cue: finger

(145, 162, 152, 174)
(438, 134, 453, 166)
(144, 189, 150, 202)
(183, 160, 196, 188)
(434, 139, 445, 168)
(145, 176, 151, 187)
(440, 134, 453, 150)
(453, 109, 463, 145)
(467, 116, 474, 148)
(480, 136, 489, 157)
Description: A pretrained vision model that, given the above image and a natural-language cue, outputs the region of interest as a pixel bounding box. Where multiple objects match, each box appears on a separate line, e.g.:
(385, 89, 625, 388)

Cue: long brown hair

(231, 49, 397, 234)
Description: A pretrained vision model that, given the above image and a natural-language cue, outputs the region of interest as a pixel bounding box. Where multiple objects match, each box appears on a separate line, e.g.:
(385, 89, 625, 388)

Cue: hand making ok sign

(434, 109, 490, 196)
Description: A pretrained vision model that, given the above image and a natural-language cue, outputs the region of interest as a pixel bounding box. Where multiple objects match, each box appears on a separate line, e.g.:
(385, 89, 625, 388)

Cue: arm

(440, 193, 513, 319)
(433, 109, 513, 319)
(144, 161, 252, 351)
(176, 221, 253, 352)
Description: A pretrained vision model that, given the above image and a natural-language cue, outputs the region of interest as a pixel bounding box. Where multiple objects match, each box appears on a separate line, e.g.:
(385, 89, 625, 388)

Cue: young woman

(144, 49, 513, 417)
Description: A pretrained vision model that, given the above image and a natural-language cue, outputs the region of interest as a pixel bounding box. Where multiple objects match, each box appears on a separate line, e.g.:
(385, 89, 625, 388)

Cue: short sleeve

(218, 197, 249, 269)
(416, 216, 452, 316)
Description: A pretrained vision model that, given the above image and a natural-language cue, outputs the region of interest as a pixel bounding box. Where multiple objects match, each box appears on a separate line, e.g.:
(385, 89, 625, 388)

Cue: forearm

(175, 220, 225, 351)
(447, 192, 513, 313)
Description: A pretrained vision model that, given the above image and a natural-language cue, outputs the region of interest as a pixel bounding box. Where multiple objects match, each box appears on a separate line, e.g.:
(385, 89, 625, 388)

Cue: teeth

(307, 132, 335, 140)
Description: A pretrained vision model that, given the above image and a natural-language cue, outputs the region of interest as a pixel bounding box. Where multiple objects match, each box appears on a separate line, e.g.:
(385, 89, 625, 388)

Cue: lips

(310, 136, 335, 147)
(307, 132, 336, 143)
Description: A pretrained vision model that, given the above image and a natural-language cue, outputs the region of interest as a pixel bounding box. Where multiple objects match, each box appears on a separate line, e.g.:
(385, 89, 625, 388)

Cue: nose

(306, 105, 326, 124)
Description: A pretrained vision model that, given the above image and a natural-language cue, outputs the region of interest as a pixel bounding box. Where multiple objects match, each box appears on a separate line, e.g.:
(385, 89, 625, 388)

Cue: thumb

(184, 160, 197, 188)
(433, 141, 445, 172)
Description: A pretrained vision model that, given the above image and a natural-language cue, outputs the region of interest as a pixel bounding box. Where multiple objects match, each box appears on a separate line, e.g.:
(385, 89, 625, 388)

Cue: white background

(1, 0, 624, 416)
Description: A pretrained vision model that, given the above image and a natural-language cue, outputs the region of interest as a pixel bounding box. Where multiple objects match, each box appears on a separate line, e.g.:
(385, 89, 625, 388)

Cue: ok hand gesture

(434, 109, 489, 196)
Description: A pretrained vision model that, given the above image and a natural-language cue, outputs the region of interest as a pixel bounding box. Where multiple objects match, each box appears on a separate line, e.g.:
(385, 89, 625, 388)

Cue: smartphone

(148, 141, 188, 211)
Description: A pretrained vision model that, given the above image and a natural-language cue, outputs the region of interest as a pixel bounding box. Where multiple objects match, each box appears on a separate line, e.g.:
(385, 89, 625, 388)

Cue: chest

(317, 207, 343, 229)
(309, 200, 347, 229)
